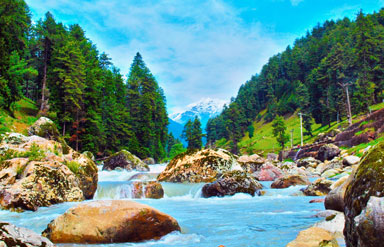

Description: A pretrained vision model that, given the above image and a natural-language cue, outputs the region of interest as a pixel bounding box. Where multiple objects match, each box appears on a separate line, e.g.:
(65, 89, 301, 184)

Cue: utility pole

(298, 112, 304, 147)
(339, 82, 353, 126)
(290, 129, 294, 148)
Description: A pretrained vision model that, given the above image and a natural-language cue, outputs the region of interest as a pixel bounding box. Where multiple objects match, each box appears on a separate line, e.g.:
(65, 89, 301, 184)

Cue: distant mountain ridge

(170, 98, 227, 128)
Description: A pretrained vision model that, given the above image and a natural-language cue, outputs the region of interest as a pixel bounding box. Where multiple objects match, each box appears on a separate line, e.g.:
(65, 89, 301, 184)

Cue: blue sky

(26, 0, 383, 114)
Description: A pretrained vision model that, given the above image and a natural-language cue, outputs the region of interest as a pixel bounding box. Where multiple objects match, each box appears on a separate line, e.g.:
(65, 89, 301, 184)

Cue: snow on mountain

(169, 98, 227, 129)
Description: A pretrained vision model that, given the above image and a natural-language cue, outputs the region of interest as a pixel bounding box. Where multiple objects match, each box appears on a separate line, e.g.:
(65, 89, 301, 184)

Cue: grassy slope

(0, 98, 38, 136)
(236, 102, 384, 155)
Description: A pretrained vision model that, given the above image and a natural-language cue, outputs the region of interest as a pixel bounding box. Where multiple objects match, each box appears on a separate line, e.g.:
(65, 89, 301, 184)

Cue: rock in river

(202, 170, 262, 198)
(157, 149, 242, 183)
(271, 175, 310, 189)
(286, 226, 339, 247)
(302, 177, 333, 196)
(102, 150, 149, 172)
(43, 200, 180, 244)
(0, 221, 55, 247)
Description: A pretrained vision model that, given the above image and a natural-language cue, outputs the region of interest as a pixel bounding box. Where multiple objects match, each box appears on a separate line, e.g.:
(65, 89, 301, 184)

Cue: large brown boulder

(286, 227, 339, 247)
(302, 177, 333, 196)
(102, 150, 149, 172)
(317, 144, 341, 162)
(344, 141, 384, 247)
(202, 171, 262, 198)
(271, 175, 310, 189)
(42, 200, 180, 244)
(0, 133, 98, 211)
(0, 221, 55, 247)
(157, 149, 241, 183)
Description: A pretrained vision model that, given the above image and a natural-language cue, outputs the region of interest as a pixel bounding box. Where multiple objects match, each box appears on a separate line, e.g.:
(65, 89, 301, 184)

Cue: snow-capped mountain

(169, 98, 227, 129)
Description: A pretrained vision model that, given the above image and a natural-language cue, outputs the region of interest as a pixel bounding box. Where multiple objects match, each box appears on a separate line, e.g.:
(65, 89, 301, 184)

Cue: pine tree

(272, 116, 290, 149)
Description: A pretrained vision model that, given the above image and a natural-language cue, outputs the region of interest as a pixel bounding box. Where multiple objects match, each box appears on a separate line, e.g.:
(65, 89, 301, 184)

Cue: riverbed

(0, 164, 324, 247)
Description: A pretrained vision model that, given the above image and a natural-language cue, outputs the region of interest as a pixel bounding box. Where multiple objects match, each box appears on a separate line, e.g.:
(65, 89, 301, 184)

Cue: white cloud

(26, 0, 287, 114)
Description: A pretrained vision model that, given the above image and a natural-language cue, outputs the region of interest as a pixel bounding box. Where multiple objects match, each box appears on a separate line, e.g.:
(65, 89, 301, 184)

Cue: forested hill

(207, 9, 384, 154)
(0, 1, 168, 160)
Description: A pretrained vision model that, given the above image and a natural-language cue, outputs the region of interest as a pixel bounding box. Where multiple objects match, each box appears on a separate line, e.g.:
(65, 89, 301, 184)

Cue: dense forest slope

(207, 9, 384, 154)
(0, 1, 168, 160)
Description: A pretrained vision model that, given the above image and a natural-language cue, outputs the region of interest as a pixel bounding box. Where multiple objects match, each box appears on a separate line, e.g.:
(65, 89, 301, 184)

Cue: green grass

(65, 160, 81, 174)
(344, 135, 384, 157)
(235, 101, 384, 155)
(21, 142, 45, 161)
(0, 97, 38, 137)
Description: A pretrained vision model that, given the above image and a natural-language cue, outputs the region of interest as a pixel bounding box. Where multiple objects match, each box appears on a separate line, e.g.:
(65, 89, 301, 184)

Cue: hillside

(232, 102, 384, 155)
(0, 98, 38, 136)
(206, 9, 384, 154)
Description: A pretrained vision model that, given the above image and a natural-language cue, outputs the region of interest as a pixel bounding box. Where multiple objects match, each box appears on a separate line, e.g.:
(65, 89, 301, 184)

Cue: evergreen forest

(207, 9, 384, 153)
(0, 1, 169, 160)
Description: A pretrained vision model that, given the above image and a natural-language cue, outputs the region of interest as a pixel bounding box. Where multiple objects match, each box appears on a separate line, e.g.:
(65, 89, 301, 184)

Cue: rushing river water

(0, 164, 325, 247)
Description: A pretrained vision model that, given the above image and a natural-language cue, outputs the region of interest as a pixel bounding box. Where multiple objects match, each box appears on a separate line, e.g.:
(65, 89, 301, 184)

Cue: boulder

(317, 144, 341, 162)
(128, 173, 158, 181)
(252, 162, 283, 181)
(302, 177, 333, 196)
(342, 155, 360, 167)
(131, 181, 164, 199)
(271, 175, 310, 189)
(286, 227, 339, 247)
(297, 157, 321, 168)
(354, 196, 384, 247)
(267, 153, 278, 161)
(325, 172, 354, 212)
(344, 141, 384, 247)
(27, 117, 69, 154)
(317, 160, 343, 175)
(202, 171, 262, 198)
(321, 169, 342, 179)
(143, 157, 155, 165)
(238, 154, 266, 173)
(0, 221, 55, 247)
(102, 150, 149, 172)
(42, 200, 180, 244)
(314, 211, 345, 239)
(157, 149, 241, 183)
(82, 151, 95, 161)
(0, 133, 98, 211)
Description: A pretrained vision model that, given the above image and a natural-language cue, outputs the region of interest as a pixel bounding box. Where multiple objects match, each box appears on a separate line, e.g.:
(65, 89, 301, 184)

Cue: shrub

(65, 160, 81, 174)
(22, 142, 45, 161)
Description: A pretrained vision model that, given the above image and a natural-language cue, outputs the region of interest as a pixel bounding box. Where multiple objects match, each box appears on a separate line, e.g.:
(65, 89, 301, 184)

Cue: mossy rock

(202, 170, 262, 197)
(344, 141, 384, 247)
(102, 150, 149, 171)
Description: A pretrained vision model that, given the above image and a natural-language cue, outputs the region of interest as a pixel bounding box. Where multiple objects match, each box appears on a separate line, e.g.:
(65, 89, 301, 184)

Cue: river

(0, 164, 325, 247)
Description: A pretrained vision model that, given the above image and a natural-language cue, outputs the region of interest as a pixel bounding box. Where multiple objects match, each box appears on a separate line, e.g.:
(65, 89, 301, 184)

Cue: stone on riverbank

(286, 227, 339, 247)
(302, 177, 333, 196)
(0, 132, 98, 211)
(252, 162, 283, 181)
(344, 141, 384, 247)
(43, 200, 180, 244)
(0, 221, 55, 247)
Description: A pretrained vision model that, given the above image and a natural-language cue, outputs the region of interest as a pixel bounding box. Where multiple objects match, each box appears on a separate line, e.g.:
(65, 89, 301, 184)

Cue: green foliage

(207, 9, 384, 148)
(182, 117, 204, 150)
(21, 143, 45, 161)
(272, 116, 290, 149)
(247, 125, 255, 138)
(169, 143, 186, 160)
(64, 160, 81, 174)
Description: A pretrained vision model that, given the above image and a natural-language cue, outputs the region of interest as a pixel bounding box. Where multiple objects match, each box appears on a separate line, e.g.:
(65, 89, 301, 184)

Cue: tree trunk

(40, 40, 48, 111)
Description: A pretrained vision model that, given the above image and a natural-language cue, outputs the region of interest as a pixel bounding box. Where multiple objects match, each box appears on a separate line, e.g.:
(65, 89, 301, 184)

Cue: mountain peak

(170, 98, 227, 127)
